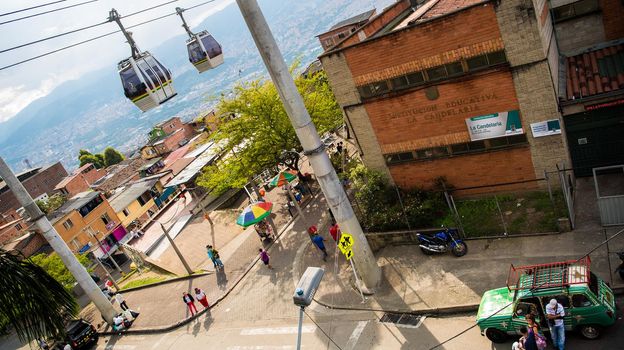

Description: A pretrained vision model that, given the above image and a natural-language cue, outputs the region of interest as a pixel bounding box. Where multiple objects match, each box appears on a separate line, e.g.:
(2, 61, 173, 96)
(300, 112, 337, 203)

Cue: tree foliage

(30, 252, 92, 292)
(0, 250, 77, 343)
(78, 147, 124, 168)
(35, 193, 67, 214)
(198, 68, 343, 193)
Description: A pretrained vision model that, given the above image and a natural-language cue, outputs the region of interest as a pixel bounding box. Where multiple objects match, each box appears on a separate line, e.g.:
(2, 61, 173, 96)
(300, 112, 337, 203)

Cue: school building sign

(465, 110, 523, 141)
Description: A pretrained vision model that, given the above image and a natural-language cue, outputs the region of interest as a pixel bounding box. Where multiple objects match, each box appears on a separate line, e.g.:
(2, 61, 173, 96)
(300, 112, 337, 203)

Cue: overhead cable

(1, 0, 180, 54)
(0, 0, 67, 17)
(0, 0, 217, 71)
(0, 0, 99, 26)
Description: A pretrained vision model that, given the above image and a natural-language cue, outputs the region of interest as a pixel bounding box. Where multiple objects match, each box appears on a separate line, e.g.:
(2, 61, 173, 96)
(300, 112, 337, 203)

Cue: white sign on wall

(530, 119, 561, 138)
(465, 110, 523, 141)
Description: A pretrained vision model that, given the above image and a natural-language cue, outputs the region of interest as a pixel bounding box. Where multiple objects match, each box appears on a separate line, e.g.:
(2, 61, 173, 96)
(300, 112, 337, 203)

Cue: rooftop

(328, 9, 376, 32)
(166, 141, 223, 187)
(0, 167, 42, 193)
(395, 0, 487, 30)
(47, 191, 100, 223)
(54, 163, 97, 190)
(565, 41, 624, 101)
(108, 178, 158, 213)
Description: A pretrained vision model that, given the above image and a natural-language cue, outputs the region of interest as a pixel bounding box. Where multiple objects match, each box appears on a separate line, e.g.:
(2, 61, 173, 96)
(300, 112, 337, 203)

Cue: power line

(0, 0, 217, 71)
(0, 0, 99, 26)
(1, 0, 180, 54)
(0, 0, 67, 17)
(303, 309, 344, 350)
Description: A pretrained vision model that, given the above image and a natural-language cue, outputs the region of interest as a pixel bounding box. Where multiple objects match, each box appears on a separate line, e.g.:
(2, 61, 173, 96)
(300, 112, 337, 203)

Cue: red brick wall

(339, 0, 412, 48)
(161, 117, 184, 135)
(19, 232, 47, 258)
(344, 4, 501, 77)
(364, 70, 520, 148)
(601, 0, 624, 40)
(0, 219, 26, 245)
(389, 146, 537, 192)
(0, 162, 67, 213)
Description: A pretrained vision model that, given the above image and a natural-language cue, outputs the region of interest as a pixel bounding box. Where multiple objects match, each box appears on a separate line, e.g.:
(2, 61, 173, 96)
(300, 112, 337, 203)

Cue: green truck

(477, 257, 617, 343)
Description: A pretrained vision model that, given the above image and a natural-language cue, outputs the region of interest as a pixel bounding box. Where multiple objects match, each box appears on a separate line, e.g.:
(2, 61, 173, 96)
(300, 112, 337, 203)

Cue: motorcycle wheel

(420, 247, 434, 255)
(451, 242, 468, 257)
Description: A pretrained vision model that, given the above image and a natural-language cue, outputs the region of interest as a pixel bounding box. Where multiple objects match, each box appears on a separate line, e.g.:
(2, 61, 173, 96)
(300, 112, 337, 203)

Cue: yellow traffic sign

(338, 233, 353, 253)
(344, 248, 353, 260)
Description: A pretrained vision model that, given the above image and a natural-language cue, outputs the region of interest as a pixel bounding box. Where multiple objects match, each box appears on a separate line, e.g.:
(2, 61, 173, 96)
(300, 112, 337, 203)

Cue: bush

(29, 253, 92, 292)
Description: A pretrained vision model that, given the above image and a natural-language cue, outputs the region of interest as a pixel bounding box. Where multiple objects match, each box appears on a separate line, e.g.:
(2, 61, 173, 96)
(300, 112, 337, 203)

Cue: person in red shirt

(329, 223, 340, 242)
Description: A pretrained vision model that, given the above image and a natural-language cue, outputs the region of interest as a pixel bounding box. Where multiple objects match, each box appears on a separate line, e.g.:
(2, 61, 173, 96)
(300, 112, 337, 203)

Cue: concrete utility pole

(159, 222, 193, 275)
(235, 0, 381, 289)
(0, 157, 116, 324)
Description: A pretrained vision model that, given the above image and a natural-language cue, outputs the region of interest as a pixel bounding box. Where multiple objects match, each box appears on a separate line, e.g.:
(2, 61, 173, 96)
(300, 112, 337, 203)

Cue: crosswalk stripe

(240, 326, 316, 335)
(345, 321, 368, 350)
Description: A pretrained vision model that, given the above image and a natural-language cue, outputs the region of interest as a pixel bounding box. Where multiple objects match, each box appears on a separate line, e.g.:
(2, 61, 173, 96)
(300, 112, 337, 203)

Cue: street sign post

(338, 232, 365, 302)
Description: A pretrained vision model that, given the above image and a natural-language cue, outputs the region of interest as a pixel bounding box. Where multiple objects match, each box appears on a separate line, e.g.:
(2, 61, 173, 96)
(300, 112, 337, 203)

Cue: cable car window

(200, 35, 222, 59)
(120, 67, 147, 99)
(188, 41, 206, 64)
(144, 57, 168, 84)
(138, 60, 161, 88)
(152, 57, 172, 81)
(137, 68, 153, 90)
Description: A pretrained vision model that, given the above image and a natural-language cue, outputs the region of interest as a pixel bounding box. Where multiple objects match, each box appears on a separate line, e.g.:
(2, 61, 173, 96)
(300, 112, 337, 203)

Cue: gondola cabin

(118, 52, 177, 112)
(186, 31, 223, 73)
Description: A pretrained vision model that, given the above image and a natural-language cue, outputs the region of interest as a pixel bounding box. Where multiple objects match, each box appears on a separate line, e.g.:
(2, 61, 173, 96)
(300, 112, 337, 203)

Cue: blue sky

(0, 0, 235, 122)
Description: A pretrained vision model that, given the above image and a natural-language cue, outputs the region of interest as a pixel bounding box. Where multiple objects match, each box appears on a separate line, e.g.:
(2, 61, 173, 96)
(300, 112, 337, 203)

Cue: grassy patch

(121, 276, 167, 289)
(446, 190, 567, 238)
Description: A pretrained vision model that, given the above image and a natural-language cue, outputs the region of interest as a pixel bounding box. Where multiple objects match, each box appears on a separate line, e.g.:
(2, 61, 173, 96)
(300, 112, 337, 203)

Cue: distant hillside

(0, 0, 394, 171)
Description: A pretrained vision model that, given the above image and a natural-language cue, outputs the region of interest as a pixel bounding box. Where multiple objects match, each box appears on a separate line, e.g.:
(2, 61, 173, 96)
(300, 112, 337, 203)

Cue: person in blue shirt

(311, 234, 328, 261)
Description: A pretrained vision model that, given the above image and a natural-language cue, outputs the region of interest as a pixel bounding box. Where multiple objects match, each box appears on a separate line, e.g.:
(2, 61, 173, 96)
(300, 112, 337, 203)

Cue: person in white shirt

(63, 344, 72, 350)
(546, 298, 565, 350)
(114, 292, 129, 311)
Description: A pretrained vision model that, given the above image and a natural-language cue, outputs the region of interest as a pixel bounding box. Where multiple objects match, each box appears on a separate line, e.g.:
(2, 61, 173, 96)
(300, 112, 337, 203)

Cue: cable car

(110, 9, 177, 112)
(176, 7, 223, 73)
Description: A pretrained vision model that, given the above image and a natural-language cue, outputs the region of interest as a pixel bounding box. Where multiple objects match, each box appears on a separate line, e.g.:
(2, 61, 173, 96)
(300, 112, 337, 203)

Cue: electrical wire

(1, 0, 181, 54)
(0, 0, 99, 26)
(428, 226, 624, 350)
(0, 0, 67, 17)
(303, 309, 344, 350)
(0, 0, 217, 71)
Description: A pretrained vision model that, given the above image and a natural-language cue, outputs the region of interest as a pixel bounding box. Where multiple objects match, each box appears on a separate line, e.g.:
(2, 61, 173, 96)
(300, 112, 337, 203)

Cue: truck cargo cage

(506, 256, 591, 291)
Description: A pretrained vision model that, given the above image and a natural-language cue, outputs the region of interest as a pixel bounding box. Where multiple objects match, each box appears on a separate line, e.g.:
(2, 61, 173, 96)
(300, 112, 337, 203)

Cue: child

(259, 248, 272, 269)
(182, 292, 198, 316)
(194, 287, 209, 308)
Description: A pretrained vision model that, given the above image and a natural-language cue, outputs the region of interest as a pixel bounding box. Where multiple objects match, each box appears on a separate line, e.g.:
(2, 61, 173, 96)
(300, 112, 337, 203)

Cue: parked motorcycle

(615, 251, 624, 281)
(417, 227, 468, 257)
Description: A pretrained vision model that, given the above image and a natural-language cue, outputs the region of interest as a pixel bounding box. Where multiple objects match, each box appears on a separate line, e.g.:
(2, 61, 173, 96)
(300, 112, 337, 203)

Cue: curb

(118, 272, 212, 293)
(313, 298, 480, 316)
(99, 193, 319, 335)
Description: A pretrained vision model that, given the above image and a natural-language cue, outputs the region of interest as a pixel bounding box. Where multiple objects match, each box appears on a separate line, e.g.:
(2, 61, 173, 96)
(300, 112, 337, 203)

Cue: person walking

(194, 287, 209, 308)
(182, 292, 198, 316)
(114, 292, 129, 311)
(211, 246, 224, 270)
(546, 299, 566, 350)
(206, 245, 217, 268)
(526, 313, 547, 350)
(329, 223, 340, 242)
(311, 234, 328, 261)
(259, 248, 272, 269)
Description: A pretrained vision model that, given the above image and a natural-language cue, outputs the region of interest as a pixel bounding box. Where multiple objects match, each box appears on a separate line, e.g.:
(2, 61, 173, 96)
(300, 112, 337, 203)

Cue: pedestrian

(194, 287, 209, 308)
(307, 225, 318, 239)
(511, 326, 534, 350)
(526, 313, 547, 350)
(546, 299, 566, 350)
(329, 223, 340, 242)
(258, 188, 266, 202)
(211, 246, 224, 270)
(182, 292, 198, 316)
(114, 292, 129, 311)
(311, 234, 328, 261)
(259, 248, 272, 269)
(206, 245, 217, 268)
(336, 141, 343, 154)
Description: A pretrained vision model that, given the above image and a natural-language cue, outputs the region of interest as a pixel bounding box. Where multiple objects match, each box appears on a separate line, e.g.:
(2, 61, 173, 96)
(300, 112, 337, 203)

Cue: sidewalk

(301, 225, 624, 314)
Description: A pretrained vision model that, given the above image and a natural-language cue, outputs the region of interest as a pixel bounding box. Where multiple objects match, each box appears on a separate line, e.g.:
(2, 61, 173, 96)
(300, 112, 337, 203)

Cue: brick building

(317, 9, 376, 51)
(142, 117, 196, 160)
(320, 0, 569, 192)
(54, 163, 107, 197)
(0, 162, 68, 214)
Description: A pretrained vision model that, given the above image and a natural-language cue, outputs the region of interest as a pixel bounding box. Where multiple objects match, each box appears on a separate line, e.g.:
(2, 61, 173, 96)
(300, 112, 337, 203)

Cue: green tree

(103, 147, 125, 167)
(197, 69, 343, 193)
(35, 193, 67, 214)
(0, 249, 77, 342)
(30, 252, 92, 292)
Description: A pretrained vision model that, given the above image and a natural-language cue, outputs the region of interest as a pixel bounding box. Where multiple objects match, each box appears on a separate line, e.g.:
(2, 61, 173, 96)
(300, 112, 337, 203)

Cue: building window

(14, 223, 23, 230)
(62, 219, 74, 230)
(466, 55, 489, 70)
(487, 51, 507, 65)
(406, 71, 425, 85)
(446, 62, 463, 77)
(122, 208, 130, 216)
(385, 135, 528, 165)
(137, 195, 147, 206)
(70, 239, 80, 250)
(338, 33, 346, 39)
(391, 76, 409, 89)
(101, 213, 111, 225)
(552, 0, 599, 22)
(426, 66, 447, 81)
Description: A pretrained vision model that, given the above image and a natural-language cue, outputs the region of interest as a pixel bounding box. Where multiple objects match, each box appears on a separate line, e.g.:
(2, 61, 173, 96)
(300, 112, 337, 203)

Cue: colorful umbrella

(236, 201, 273, 227)
(269, 170, 298, 187)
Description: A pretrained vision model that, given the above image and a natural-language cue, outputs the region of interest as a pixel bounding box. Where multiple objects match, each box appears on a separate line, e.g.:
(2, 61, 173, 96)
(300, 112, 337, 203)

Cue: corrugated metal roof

(329, 9, 376, 31)
(566, 43, 624, 100)
(47, 191, 100, 223)
(166, 141, 223, 187)
(108, 179, 158, 213)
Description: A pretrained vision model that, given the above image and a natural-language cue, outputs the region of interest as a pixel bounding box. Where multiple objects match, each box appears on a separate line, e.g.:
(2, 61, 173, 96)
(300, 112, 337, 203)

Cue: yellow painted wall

(115, 198, 156, 227)
(53, 197, 121, 252)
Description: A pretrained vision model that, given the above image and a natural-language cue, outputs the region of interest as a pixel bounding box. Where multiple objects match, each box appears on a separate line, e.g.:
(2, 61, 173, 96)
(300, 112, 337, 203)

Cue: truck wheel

(579, 325, 601, 339)
(451, 242, 468, 257)
(485, 328, 507, 343)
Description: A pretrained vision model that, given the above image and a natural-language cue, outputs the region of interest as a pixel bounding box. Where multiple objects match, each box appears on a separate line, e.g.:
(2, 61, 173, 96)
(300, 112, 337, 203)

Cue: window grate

(379, 313, 425, 328)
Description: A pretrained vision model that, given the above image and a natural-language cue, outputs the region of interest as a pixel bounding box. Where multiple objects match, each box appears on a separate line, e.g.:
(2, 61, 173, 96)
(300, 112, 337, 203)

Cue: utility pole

(0, 157, 116, 324)
(159, 222, 193, 275)
(235, 0, 381, 289)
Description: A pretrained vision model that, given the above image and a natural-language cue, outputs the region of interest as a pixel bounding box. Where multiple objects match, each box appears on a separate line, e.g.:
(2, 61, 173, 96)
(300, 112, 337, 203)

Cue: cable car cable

(1, 0, 184, 54)
(0, 0, 217, 72)
(0, 0, 99, 26)
(0, 0, 67, 17)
